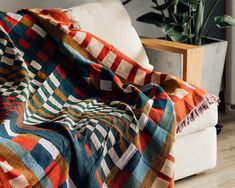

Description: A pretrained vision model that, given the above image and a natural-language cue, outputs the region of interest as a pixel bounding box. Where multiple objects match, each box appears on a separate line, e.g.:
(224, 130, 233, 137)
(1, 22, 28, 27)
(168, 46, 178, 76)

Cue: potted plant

(123, 0, 235, 96)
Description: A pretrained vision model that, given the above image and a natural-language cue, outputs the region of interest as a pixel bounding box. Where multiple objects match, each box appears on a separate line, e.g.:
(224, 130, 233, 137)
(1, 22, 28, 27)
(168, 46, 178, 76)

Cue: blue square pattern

(30, 143, 54, 170)
(132, 158, 149, 182)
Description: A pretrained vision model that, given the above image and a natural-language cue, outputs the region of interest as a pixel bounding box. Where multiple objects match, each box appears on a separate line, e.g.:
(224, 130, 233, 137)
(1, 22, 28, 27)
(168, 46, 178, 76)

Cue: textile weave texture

(0, 9, 217, 188)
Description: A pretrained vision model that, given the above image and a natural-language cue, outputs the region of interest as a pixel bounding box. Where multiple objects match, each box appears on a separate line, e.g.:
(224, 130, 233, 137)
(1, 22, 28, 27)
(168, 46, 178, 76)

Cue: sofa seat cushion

(176, 102, 218, 137)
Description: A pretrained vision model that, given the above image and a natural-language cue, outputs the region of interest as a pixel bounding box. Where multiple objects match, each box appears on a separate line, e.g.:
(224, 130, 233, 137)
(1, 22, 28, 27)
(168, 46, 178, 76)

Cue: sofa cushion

(66, 0, 153, 70)
(176, 102, 218, 137)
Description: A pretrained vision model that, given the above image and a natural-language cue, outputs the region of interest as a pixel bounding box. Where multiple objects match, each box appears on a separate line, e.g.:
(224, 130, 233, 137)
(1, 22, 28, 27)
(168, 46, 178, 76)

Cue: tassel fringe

(177, 94, 219, 133)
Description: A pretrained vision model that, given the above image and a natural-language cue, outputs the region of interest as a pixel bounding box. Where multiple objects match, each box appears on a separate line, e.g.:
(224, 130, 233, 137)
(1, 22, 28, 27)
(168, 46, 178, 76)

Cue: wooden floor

(175, 115, 235, 188)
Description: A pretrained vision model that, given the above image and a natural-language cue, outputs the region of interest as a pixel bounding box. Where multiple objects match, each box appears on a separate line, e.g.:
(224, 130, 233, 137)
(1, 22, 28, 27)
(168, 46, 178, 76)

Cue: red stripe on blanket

(144, 72, 153, 85)
(37, 51, 48, 62)
(148, 87, 158, 99)
(167, 155, 175, 163)
(56, 65, 67, 79)
(90, 63, 101, 89)
(113, 75, 123, 88)
(40, 9, 71, 23)
(25, 29, 37, 39)
(4, 168, 21, 180)
(19, 38, 30, 49)
(12, 135, 38, 152)
(84, 144, 92, 157)
(0, 167, 11, 188)
(110, 56, 122, 72)
(149, 108, 165, 125)
(74, 86, 86, 98)
(97, 46, 109, 62)
(127, 66, 138, 83)
(96, 170, 103, 188)
(81, 33, 92, 48)
(155, 92, 169, 101)
(111, 172, 130, 188)
(45, 160, 67, 187)
(157, 172, 171, 182)
(5, 16, 18, 26)
(139, 132, 151, 154)
(69, 30, 77, 37)
(75, 133, 80, 140)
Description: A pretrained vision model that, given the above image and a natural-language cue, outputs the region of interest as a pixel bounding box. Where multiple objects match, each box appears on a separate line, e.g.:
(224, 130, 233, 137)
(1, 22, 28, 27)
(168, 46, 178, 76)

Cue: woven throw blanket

(0, 9, 217, 188)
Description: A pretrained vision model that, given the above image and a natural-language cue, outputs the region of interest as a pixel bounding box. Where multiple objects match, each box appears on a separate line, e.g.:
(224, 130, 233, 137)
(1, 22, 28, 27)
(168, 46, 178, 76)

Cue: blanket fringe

(177, 94, 220, 133)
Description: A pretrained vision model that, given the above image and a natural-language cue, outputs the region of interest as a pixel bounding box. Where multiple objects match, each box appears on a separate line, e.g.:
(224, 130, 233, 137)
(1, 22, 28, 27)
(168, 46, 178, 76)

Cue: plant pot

(144, 38, 228, 96)
(200, 38, 228, 96)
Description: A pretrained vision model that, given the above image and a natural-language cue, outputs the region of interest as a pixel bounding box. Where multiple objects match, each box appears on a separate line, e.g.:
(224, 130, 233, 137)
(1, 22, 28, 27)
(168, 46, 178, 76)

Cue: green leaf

(194, 0, 204, 43)
(168, 34, 194, 42)
(215, 15, 235, 28)
(172, 13, 192, 25)
(162, 24, 184, 35)
(136, 12, 165, 27)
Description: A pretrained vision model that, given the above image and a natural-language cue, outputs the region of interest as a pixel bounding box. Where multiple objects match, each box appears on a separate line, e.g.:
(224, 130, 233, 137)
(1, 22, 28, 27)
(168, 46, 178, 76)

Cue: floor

(175, 114, 235, 188)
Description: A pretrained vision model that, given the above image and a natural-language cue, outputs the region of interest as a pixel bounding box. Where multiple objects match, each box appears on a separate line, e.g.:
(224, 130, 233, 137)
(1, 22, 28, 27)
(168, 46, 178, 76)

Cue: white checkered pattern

(32, 24, 47, 38)
(101, 51, 117, 69)
(116, 60, 133, 80)
(6, 12, 22, 21)
(86, 38, 104, 58)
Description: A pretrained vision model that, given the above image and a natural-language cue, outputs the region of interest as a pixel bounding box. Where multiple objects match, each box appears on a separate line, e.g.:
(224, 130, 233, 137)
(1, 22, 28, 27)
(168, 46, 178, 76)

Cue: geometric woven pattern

(0, 9, 217, 188)
(26, 9, 218, 132)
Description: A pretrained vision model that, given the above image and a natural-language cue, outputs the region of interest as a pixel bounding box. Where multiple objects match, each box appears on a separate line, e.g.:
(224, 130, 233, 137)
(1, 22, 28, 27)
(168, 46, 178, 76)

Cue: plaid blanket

(0, 9, 217, 188)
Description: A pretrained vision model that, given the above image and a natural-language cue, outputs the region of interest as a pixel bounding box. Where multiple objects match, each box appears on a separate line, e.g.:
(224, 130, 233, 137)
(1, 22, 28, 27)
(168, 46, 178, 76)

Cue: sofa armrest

(140, 37, 204, 87)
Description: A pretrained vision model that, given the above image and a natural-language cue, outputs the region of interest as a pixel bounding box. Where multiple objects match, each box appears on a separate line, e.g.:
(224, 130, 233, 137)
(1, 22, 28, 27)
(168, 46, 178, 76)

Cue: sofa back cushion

(66, 0, 153, 70)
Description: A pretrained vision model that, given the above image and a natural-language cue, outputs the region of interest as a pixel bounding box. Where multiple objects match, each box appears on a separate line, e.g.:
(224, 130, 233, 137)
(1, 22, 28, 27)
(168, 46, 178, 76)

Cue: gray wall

(0, 0, 161, 38)
(124, 0, 226, 40)
(0, 0, 96, 12)
(124, 0, 163, 38)
(0, 0, 226, 40)
(205, 1, 226, 40)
